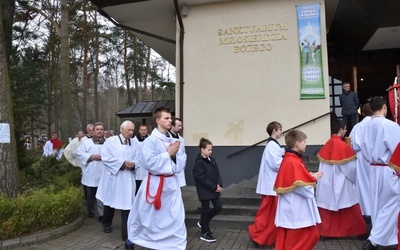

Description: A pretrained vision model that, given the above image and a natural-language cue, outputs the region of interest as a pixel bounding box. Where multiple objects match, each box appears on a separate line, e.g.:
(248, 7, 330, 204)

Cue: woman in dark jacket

(193, 137, 223, 243)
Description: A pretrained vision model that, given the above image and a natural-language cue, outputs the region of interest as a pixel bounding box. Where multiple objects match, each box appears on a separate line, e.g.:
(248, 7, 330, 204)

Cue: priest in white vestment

(96, 121, 141, 242)
(77, 123, 105, 220)
(64, 131, 86, 167)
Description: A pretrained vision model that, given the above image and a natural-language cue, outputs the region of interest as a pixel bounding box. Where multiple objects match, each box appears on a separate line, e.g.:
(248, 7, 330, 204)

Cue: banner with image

(296, 4, 325, 99)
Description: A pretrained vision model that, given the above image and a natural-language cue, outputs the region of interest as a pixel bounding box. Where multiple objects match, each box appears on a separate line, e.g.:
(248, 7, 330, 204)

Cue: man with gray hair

(96, 120, 140, 242)
(86, 123, 95, 138)
(77, 122, 106, 220)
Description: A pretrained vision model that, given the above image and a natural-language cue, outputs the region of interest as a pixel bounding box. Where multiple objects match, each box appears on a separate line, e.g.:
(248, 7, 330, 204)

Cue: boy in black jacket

(193, 137, 223, 243)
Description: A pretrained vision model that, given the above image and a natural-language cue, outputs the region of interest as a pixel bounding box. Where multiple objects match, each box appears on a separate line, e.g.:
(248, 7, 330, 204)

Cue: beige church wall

(176, 0, 331, 147)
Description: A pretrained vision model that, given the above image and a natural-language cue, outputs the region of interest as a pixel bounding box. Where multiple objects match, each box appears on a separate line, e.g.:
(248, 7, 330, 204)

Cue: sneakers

(197, 221, 201, 228)
(200, 232, 216, 243)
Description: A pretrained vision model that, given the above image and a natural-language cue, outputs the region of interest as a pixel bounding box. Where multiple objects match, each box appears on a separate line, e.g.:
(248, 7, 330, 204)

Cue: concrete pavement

(2, 186, 393, 250)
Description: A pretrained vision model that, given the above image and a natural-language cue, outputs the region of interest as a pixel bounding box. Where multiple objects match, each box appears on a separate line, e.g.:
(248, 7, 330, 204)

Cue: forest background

(0, 0, 176, 198)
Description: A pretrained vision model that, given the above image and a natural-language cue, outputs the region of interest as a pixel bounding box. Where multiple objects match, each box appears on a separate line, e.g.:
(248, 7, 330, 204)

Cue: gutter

(173, 0, 185, 124)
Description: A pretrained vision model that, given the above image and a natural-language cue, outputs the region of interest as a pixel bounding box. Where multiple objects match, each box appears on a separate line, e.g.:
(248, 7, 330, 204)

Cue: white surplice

(128, 128, 187, 250)
(316, 160, 358, 211)
(275, 186, 321, 229)
(360, 115, 400, 246)
(256, 139, 283, 196)
(349, 116, 372, 215)
(76, 138, 104, 187)
(96, 134, 140, 210)
(42, 140, 64, 160)
(175, 134, 187, 187)
(133, 137, 148, 181)
(64, 136, 86, 167)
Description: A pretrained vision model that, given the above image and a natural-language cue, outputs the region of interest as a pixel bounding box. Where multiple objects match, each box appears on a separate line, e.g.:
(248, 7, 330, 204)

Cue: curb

(0, 215, 84, 250)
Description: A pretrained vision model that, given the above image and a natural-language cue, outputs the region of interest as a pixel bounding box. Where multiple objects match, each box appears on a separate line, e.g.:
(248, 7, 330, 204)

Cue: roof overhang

(90, 0, 400, 62)
(90, 0, 231, 65)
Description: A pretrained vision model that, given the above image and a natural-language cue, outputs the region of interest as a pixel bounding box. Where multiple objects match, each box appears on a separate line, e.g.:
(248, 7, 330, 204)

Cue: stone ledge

(0, 215, 84, 250)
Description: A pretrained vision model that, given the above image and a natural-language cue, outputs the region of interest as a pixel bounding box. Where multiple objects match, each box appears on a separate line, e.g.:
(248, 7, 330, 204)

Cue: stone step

(220, 196, 261, 206)
(185, 214, 254, 230)
(187, 204, 259, 217)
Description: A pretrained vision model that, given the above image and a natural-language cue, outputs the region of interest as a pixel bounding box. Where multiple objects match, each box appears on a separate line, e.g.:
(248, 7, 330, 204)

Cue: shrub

(20, 155, 82, 191)
(0, 185, 83, 240)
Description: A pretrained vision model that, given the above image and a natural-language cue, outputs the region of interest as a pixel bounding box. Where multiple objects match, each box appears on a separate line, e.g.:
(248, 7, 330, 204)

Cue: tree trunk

(133, 36, 139, 102)
(0, 0, 20, 198)
(143, 46, 151, 100)
(93, 11, 100, 121)
(81, 0, 89, 126)
(123, 31, 133, 106)
(59, 0, 72, 143)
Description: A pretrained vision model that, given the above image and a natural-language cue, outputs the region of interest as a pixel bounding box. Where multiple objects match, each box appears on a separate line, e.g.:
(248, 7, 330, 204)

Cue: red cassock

(388, 143, 400, 250)
(274, 152, 320, 250)
(317, 136, 366, 237)
(248, 195, 278, 246)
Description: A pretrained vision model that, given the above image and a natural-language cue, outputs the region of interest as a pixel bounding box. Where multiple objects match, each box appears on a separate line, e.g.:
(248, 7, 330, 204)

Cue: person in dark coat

(339, 82, 360, 136)
(193, 137, 223, 243)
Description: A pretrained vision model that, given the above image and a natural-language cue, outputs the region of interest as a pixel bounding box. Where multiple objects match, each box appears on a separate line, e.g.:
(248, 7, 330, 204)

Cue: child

(193, 137, 223, 243)
(316, 119, 366, 238)
(248, 121, 284, 246)
(274, 129, 323, 250)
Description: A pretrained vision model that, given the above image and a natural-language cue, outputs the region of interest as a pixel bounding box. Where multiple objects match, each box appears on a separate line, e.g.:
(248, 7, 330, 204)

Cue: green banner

(296, 4, 325, 99)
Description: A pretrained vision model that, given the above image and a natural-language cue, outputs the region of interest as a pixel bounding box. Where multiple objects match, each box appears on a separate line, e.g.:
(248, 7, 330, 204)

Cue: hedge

(0, 185, 83, 240)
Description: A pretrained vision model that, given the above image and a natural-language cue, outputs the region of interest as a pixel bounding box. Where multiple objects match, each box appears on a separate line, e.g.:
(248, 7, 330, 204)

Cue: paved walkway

(7, 187, 394, 250)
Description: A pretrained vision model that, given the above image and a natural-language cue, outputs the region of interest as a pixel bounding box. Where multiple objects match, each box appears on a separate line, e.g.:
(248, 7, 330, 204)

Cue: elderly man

(77, 123, 106, 220)
(96, 120, 140, 242)
(86, 123, 95, 138)
(64, 131, 85, 167)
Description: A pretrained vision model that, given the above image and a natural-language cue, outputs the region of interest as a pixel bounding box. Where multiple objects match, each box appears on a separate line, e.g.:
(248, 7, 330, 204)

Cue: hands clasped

(168, 140, 180, 157)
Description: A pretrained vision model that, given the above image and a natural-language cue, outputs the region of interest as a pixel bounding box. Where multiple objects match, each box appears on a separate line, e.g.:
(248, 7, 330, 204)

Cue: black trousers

(84, 185, 103, 216)
(102, 205, 130, 239)
(135, 180, 143, 195)
(200, 197, 222, 234)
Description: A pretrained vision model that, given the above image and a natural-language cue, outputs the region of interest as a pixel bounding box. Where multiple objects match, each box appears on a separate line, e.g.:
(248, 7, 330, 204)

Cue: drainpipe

(173, 0, 185, 124)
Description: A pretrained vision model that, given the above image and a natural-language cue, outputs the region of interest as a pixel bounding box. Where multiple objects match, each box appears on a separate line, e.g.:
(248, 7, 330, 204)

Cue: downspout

(173, 0, 185, 123)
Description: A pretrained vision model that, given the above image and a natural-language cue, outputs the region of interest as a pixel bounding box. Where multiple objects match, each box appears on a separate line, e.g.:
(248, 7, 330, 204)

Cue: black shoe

(122, 237, 127, 242)
(200, 232, 216, 243)
(362, 240, 378, 250)
(125, 243, 134, 250)
(88, 212, 95, 218)
(103, 226, 112, 233)
(125, 239, 134, 250)
(197, 221, 201, 228)
(98, 216, 103, 222)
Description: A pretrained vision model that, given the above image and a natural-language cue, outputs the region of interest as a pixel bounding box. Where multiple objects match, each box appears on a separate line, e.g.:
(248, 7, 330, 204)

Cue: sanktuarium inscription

(218, 23, 288, 53)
